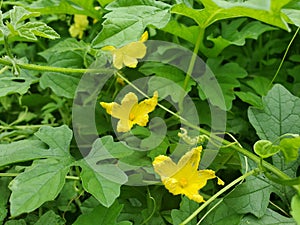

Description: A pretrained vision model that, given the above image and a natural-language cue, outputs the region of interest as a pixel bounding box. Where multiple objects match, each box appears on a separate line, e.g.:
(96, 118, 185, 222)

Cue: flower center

(179, 177, 188, 187)
(129, 113, 135, 121)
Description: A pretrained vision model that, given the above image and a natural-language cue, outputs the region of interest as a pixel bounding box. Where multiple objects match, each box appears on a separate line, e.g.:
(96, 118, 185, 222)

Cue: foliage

(0, 0, 300, 224)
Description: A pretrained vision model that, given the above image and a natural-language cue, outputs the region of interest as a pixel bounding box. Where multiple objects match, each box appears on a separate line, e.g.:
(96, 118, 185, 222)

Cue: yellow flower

(100, 91, 158, 132)
(69, 14, 89, 39)
(153, 146, 224, 203)
(102, 31, 149, 69)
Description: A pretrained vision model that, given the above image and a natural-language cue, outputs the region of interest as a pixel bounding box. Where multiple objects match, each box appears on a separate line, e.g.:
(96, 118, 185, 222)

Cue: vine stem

(180, 169, 256, 225)
(0, 173, 80, 180)
(182, 28, 204, 91)
(269, 27, 300, 87)
(0, 57, 112, 74)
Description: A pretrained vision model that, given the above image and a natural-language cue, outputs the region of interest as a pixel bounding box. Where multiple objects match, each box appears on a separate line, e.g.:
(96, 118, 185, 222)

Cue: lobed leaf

(0, 69, 38, 97)
(9, 158, 71, 217)
(248, 84, 300, 141)
(92, 0, 171, 48)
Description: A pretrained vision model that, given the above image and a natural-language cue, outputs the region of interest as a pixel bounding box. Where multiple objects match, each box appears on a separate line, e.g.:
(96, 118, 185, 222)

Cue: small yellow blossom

(102, 31, 149, 69)
(100, 91, 158, 132)
(69, 14, 89, 39)
(153, 146, 224, 203)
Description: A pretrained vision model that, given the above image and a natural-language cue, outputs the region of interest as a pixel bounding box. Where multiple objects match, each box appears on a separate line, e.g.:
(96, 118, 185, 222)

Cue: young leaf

(92, 0, 171, 48)
(248, 84, 300, 141)
(171, 196, 199, 225)
(9, 158, 71, 217)
(279, 136, 300, 163)
(73, 201, 131, 225)
(291, 194, 300, 224)
(17, 22, 60, 41)
(253, 140, 281, 158)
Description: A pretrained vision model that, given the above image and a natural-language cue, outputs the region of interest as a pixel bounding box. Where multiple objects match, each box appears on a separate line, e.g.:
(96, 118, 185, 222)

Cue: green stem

(182, 29, 204, 91)
(0, 57, 112, 74)
(180, 169, 256, 225)
(0, 173, 80, 180)
(269, 27, 299, 87)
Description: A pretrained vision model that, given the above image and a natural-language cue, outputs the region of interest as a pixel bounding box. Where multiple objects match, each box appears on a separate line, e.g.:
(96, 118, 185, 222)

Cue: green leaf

(235, 91, 263, 108)
(92, 0, 171, 48)
(35, 210, 65, 225)
(9, 158, 71, 217)
(200, 200, 243, 225)
(282, 1, 300, 27)
(0, 140, 50, 167)
(39, 51, 83, 98)
(29, 0, 102, 19)
(248, 84, 300, 141)
(197, 58, 247, 110)
(39, 38, 89, 61)
(291, 194, 300, 224)
(162, 19, 199, 44)
(223, 176, 272, 217)
(172, 1, 290, 30)
(4, 219, 26, 225)
(279, 136, 300, 162)
(73, 200, 131, 225)
(0, 69, 38, 97)
(9, 6, 40, 25)
(5, 6, 59, 41)
(0, 178, 10, 224)
(17, 22, 60, 41)
(140, 62, 195, 102)
(171, 196, 199, 225)
(34, 125, 73, 158)
(253, 140, 281, 158)
(77, 138, 128, 207)
(240, 208, 297, 225)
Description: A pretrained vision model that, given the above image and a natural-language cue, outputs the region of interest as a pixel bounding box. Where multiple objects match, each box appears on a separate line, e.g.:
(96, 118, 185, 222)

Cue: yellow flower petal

(152, 146, 224, 203)
(102, 31, 148, 69)
(140, 31, 149, 42)
(100, 92, 158, 132)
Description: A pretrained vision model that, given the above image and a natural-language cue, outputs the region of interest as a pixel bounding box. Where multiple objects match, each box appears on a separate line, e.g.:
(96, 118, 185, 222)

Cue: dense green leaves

(1, 0, 300, 224)
(73, 201, 131, 225)
(198, 58, 247, 110)
(171, 197, 198, 225)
